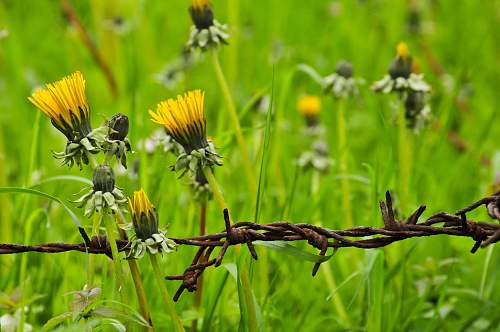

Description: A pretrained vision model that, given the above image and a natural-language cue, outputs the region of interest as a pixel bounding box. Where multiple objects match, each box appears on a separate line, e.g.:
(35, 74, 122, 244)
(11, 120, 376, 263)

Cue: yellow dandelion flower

(297, 95, 321, 117)
(191, 0, 210, 10)
(149, 90, 207, 153)
(396, 42, 409, 60)
(190, 0, 214, 30)
(28, 71, 91, 141)
(128, 189, 159, 240)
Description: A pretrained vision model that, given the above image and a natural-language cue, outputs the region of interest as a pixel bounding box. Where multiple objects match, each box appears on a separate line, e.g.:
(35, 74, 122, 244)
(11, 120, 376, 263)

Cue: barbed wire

(1, 191, 498, 301)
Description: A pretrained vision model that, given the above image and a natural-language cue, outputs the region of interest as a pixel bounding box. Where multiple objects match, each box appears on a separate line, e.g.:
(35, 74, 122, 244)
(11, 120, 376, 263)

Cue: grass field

(0, 0, 499, 331)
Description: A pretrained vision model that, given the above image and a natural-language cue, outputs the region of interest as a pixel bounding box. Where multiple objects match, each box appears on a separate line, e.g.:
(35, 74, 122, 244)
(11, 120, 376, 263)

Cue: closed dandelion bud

(388, 42, 413, 79)
(335, 60, 354, 79)
(93, 165, 115, 193)
(75, 165, 126, 217)
(129, 190, 159, 241)
(190, 0, 214, 30)
(297, 95, 321, 127)
(186, 0, 229, 51)
(108, 113, 129, 141)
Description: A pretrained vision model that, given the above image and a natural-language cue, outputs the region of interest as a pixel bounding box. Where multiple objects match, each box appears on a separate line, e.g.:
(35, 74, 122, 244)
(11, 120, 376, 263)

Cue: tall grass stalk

(397, 97, 411, 214)
(148, 253, 185, 332)
(310, 170, 349, 326)
(336, 100, 353, 228)
(202, 168, 257, 330)
(211, 49, 257, 197)
(192, 199, 207, 332)
(103, 212, 129, 304)
(18, 111, 41, 331)
(227, 0, 240, 84)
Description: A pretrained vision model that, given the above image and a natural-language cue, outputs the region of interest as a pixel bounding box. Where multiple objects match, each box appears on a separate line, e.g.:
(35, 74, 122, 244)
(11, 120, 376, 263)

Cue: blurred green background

(0, 0, 499, 331)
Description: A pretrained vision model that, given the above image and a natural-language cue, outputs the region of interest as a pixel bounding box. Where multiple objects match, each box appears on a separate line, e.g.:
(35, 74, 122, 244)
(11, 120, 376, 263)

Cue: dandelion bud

(189, 0, 214, 30)
(335, 60, 354, 79)
(128, 189, 159, 241)
(297, 95, 321, 127)
(186, 0, 229, 51)
(92, 165, 115, 193)
(388, 42, 413, 79)
(108, 113, 129, 141)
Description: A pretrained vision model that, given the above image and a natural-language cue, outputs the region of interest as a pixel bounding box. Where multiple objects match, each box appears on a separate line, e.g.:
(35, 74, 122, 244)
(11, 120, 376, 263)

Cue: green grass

(1, 0, 499, 331)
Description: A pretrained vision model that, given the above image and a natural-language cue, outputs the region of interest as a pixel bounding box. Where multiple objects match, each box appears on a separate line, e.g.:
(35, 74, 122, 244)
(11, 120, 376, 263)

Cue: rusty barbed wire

(1, 191, 499, 301)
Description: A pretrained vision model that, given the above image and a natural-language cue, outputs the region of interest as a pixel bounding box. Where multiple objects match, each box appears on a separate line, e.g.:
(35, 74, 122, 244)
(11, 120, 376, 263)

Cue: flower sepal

(372, 72, 431, 95)
(172, 145, 222, 177)
(186, 20, 229, 52)
(323, 74, 364, 99)
(53, 126, 108, 169)
(74, 186, 127, 217)
(297, 140, 333, 173)
(126, 231, 177, 259)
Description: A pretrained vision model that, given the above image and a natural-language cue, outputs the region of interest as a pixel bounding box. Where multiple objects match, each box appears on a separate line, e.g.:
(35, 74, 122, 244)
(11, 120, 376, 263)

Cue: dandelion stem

(192, 199, 207, 332)
(337, 100, 353, 227)
(211, 49, 257, 197)
(202, 166, 228, 213)
(103, 212, 128, 303)
(115, 212, 153, 331)
(397, 97, 411, 214)
(148, 253, 185, 332)
(84, 150, 99, 169)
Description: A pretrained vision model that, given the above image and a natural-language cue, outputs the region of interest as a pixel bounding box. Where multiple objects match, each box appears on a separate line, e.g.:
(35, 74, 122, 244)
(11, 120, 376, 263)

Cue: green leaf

(295, 63, 325, 85)
(253, 240, 335, 263)
(0, 187, 82, 227)
(42, 312, 73, 331)
(31, 175, 93, 187)
(254, 67, 275, 223)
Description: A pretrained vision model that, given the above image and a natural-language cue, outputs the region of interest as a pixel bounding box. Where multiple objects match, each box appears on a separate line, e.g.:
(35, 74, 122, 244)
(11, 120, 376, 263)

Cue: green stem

(149, 254, 185, 332)
(239, 264, 258, 332)
(103, 212, 128, 303)
(211, 48, 257, 197)
(397, 99, 411, 214)
(84, 149, 99, 169)
(337, 100, 353, 228)
(115, 212, 153, 331)
(192, 200, 207, 332)
(322, 264, 350, 325)
(202, 166, 228, 213)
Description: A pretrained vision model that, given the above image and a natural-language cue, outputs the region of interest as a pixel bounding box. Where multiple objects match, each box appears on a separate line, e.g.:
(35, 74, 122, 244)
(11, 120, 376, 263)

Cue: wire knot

(466, 222, 488, 253)
(303, 228, 328, 250)
(227, 227, 252, 244)
(487, 197, 500, 220)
